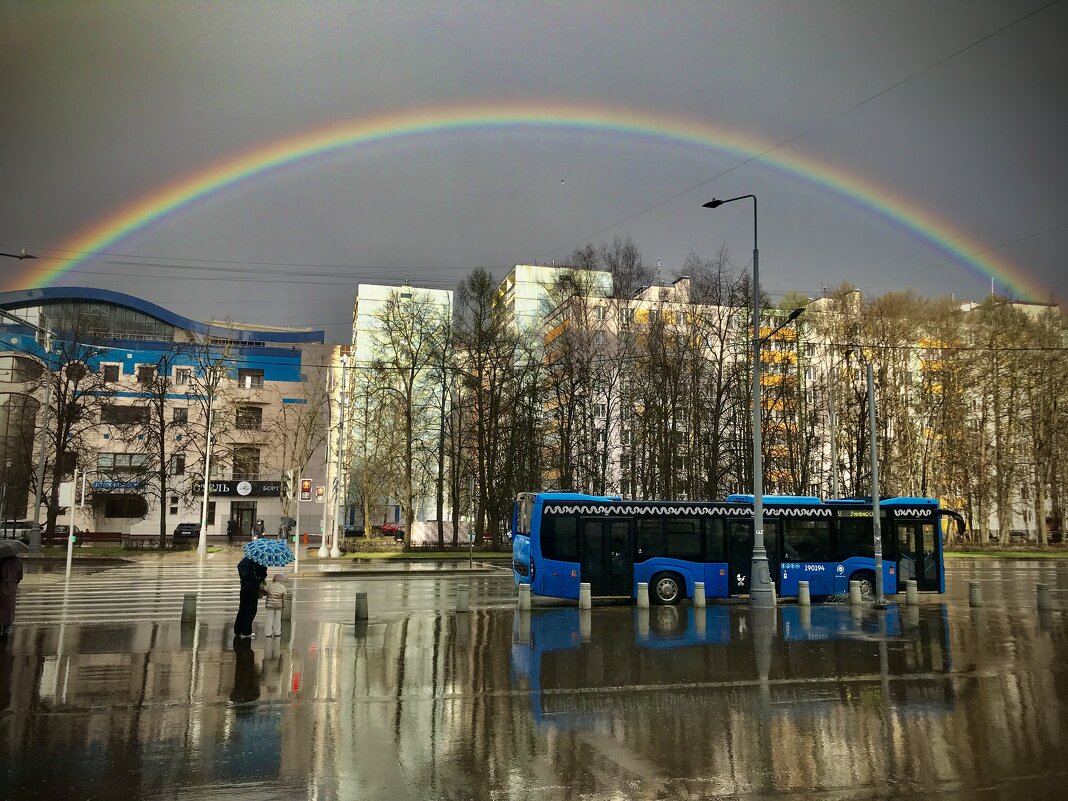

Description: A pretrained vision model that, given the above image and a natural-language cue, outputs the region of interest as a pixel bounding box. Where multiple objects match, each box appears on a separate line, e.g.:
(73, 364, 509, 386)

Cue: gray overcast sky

(1, 1, 1065, 342)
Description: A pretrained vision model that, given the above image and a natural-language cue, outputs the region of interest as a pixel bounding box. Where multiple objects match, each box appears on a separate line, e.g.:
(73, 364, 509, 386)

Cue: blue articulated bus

(511, 492, 962, 604)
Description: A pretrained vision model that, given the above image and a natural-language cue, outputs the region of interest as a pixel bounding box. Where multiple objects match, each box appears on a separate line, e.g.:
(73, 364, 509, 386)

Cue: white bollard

(636, 607, 650, 638)
(517, 610, 531, 644)
(694, 581, 706, 608)
(578, 582, 592, 609)
(798, 581, 810, 607)
(456, 584, 470, 613)
(636, 581, 650, 608)
(1037, 582, 1051, 611)
(518, 583, 531, 611)
(849, 580, 862, 606)
(579, 608, 592, 642)
(969, 580, 983, 608)
(354, 592, 368, 622)
(181, 592, 197, 624)
(906, 579, 919, 606)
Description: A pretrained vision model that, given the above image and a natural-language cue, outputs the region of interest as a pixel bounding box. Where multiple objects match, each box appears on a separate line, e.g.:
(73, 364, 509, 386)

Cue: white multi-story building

(349, 283, 455, 531)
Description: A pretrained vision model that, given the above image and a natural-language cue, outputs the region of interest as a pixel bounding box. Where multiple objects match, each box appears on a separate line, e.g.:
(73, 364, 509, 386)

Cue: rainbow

(16, 101, 1038, 299)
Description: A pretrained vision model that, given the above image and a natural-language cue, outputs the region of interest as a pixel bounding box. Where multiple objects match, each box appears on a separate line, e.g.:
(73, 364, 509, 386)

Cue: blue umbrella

(243, 538, 295, 567)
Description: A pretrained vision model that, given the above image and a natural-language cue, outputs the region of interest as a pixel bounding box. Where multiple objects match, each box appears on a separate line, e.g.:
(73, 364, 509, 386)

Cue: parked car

(0, 520, 33, 540)
(342, 523, 364, 537)
(53, 525, 86, 537)
(173, 522, 202, 540)
(381, 522, 405, 543)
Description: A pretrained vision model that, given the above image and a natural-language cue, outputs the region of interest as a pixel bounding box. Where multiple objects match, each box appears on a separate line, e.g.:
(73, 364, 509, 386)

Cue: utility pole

(828, 380, 839, 499)
(197, 402, 213, 557)
(867, 361, 885, 607)
(197, 361, 221, 557)
(319, 368, 333, 558)
(30, 377, 53, 553)
(330, 357, 347, 558)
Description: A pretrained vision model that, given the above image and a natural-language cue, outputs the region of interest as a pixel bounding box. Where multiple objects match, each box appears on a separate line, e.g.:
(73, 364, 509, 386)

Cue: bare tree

(455, 268, 524, 545)
(115, 351, 190, 547)
(35, 318, 109, 537)
(266, 345, 331, 522)
(370, 290, 449, 548)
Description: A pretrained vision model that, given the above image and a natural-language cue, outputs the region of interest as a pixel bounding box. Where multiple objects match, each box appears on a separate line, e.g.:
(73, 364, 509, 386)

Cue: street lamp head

(702, 199, 725, 209)
(786, 306, 805, 322)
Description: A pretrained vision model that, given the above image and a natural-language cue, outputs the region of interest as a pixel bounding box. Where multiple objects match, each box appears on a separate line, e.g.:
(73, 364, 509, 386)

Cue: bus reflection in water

(511, 605, 954, 727)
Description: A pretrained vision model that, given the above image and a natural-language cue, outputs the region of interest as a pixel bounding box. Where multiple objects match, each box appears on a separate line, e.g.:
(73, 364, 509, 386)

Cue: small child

(263, 573, 287, 637)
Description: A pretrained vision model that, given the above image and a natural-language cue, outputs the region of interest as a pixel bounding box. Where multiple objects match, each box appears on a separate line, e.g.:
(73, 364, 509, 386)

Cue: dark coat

(236, 556, 267, 587)
(0, 555, 23, 625)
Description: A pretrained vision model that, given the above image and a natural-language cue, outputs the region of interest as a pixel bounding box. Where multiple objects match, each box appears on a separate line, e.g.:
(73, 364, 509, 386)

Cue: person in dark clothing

(226, 519, 236, 544)
(233, 556, 267, 638)
(0, 554, 23, 639)
(229, 636, 260, 703)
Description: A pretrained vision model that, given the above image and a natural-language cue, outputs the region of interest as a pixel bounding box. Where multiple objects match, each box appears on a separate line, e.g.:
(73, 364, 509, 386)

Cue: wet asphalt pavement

(2, 557, 1067, 800)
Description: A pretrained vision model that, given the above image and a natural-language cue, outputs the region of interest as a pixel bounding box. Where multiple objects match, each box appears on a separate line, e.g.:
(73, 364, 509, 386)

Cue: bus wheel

(651, 573, 683, 606)
(851, 571, 876, 601)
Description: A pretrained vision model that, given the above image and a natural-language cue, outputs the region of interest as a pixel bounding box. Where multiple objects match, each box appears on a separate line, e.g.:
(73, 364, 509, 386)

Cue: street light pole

(703, 195, 775, 608)
(197, 401, 213, 557)
(867, 360, 886, 607)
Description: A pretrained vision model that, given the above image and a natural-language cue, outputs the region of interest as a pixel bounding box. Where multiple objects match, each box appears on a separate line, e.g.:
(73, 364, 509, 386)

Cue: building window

(237, 368, 264, 389)
(170, 455, 185, 476)
(136, 364, 156, 385)
(169, 495, 179, 515)
(101, 363, 121, 382)
(172, 407, 188, 424)
(174, 368, 192, 386)
(232, 446, 260, 479)
(593, 331, 607, 346)
(594, 403, 607, 418)
(236, 405, 263, 430)
(0, 356, 44, 383)
(102, 405, 149, 425)
(593, 306, 605, 321)
(97, 453, 148, 473)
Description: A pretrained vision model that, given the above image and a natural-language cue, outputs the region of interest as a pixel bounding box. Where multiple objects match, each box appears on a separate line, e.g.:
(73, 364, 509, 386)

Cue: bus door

(580, 518, 633, 597)
(726, 519, 753, 593)
(727, 518, 781, 595)
(896, 520, 941, 591)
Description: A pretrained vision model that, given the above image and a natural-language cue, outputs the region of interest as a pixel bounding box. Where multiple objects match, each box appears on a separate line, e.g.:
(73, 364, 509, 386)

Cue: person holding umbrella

(234, 538, 295, 638)
(0, 539, 27, 639)
(234, 553, 267, 639)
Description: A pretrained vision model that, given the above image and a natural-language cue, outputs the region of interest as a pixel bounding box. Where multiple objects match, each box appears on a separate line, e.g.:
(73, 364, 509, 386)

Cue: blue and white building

(0, 287, 333, 540)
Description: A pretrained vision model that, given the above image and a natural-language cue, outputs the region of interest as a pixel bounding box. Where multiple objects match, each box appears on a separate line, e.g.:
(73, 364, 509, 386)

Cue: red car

(381, 522, 405, 542)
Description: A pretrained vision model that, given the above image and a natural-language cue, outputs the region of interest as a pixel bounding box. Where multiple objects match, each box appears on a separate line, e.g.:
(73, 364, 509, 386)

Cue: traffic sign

(315, 485, 325, 504)
(300, 478, 313, 501)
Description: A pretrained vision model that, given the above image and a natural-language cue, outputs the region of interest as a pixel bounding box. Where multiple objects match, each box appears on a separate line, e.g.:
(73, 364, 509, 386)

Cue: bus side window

(636, 519, 664, 561)
(665, 518, 701, 559)
(705, 519, 725, 561)
(835, 517, 874, 560)
(542, 516, 578, 561)
(783, 518, 831, 561)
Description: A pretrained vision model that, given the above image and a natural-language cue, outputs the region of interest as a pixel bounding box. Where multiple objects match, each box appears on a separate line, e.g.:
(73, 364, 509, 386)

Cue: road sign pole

(317, 486, 328, 558)
(293, 496, 301, 574)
